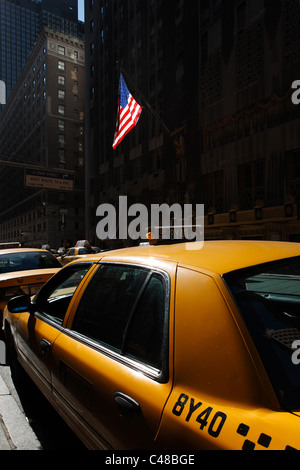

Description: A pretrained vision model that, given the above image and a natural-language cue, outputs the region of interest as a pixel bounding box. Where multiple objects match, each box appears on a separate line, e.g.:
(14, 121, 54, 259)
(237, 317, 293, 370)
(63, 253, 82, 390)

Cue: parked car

(3, 240, 300, 449)
(0, 248, 61, 322)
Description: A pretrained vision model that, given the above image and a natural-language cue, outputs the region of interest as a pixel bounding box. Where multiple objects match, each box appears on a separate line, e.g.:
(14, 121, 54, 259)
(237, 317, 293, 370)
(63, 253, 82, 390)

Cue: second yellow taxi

(0, 247, 61, 322)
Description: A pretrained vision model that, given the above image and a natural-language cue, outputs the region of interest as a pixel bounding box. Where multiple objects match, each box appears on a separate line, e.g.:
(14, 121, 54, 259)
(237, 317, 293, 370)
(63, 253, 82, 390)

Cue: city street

(0, 365, 86, 450)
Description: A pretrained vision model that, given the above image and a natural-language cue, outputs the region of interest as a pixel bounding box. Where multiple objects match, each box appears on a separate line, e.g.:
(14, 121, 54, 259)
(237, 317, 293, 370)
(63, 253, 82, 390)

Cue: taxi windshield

(224, 256, 300, 410)
(0, 251, 61, 273)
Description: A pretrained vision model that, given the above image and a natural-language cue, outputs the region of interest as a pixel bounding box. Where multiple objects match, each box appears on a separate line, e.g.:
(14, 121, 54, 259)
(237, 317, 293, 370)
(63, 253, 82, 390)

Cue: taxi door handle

(40, 338, 51, 355)
(113, 392, 140, 418)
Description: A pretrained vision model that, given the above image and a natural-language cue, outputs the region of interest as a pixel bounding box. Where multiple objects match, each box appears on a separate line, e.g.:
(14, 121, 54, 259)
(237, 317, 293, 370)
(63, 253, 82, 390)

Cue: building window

(58, 75, 65, 85)
(58, 134, 65, 145)
(58, 45, 65, 55)
(58, 90, 65, 100)
(58, 60, 65, 71)
(58, 148, 66, 162)
(58, 104, 65, 115)
(58, 119, 65, 131)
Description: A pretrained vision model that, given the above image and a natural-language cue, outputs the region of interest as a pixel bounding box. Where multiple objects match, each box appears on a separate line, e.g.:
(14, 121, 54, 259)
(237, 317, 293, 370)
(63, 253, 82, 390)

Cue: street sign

(24, 168, 74, 191)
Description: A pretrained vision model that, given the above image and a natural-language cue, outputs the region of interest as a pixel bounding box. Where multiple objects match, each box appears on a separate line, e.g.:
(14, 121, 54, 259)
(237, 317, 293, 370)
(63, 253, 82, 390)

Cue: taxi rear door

(50, 260, 176, 449)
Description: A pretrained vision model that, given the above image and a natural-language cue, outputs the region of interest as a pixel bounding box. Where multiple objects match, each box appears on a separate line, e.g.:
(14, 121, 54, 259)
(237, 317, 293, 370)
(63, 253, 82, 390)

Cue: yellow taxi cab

(3, 239, 300, 450)
(0, 247, 61, 322)
(59, 240, 99, 266)
(58, 246, 92, 266)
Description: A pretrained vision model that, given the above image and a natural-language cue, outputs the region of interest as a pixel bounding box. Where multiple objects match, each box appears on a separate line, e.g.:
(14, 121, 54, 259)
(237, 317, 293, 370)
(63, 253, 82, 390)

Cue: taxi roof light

(0, 242, 21, 249)
(145, 225, 203, 245)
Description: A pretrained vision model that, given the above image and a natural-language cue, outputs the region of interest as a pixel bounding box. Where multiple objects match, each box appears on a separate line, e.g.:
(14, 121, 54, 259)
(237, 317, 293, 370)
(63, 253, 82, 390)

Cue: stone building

(0, 27, 85, 248)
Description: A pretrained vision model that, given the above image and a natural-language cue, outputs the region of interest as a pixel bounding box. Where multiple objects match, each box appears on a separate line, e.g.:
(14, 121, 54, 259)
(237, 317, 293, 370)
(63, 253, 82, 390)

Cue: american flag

(112, 73, 142, 149)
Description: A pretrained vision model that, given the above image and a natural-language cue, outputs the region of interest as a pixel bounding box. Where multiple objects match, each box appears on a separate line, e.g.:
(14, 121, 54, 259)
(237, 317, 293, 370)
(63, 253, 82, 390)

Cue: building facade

(85, 0, 300, 246)
(0, 0, 83, 112)
(85, 0, 200, 246)
(201, 0, 300, 242)
(0, 27, 85, 248)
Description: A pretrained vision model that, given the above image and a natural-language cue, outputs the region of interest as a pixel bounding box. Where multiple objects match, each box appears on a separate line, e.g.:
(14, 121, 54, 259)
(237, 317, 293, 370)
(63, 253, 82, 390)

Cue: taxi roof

(82, 240, 300, 275)
(0, 248, 48, 255)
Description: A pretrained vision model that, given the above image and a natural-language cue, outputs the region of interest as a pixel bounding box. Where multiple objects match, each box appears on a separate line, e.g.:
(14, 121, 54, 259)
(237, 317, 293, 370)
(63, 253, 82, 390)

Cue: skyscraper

(0, 26, 86, 248)
(0, 0, 83, 110)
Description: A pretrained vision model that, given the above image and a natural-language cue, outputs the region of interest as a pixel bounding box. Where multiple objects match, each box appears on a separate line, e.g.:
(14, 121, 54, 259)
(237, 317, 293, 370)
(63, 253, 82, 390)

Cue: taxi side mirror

(7, 295, 33, 314)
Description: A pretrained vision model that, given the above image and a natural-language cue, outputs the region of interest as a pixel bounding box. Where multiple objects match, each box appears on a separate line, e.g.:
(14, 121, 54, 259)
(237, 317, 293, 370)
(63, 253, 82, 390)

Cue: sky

(78, 0, 84, 21)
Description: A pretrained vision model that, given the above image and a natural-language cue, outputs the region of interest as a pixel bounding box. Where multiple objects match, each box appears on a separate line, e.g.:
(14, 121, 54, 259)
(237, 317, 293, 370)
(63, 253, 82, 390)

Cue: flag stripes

(112, 74, 142, 149)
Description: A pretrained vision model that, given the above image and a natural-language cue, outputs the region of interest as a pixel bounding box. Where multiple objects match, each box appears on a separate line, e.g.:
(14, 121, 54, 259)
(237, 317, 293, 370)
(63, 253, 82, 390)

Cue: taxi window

(125, 273, 166, 369)
(35, 264, 91, 325)
(224, 256, 300, 410)
(0, 250, 61, 272)
(72, 264, 168, 375)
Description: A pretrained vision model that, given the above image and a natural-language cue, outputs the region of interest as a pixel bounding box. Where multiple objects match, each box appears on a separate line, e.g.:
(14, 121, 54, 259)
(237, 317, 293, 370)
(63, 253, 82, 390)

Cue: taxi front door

(50, 261, 176, 450)
(16, 311, 60, 396)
